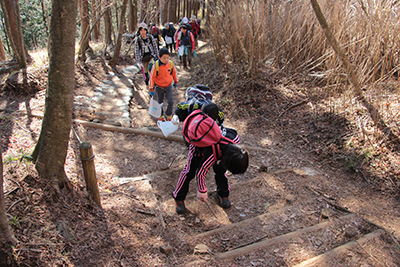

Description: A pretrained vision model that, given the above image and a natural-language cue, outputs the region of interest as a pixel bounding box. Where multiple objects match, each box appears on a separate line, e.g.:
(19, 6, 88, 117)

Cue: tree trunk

(92, 0, 100, 41)
(79, 0, 90, 61)
(109, 0, 128, 66)
(104, 0, 113, 45)
(177, 0, 180, 21)
(0, 0, 27, 68)
(32, 0, 78, 190)
(128, 0, 137, 33)
(0, 37, 6, 61)
(0, 143, 17, 259)
(310, 0, 400, 145)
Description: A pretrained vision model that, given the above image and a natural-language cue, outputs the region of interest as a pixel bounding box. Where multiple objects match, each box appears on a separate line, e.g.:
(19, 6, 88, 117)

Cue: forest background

(0, 0, 400, 266)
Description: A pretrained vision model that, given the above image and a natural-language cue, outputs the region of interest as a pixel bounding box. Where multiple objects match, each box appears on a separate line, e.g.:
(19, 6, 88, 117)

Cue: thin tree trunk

(77, 5, 110, 63)
(104, 0, 113, 45)
(128, 0, 137, 33)
(109, 0, 128, 66)
(0, 143, 17, 256)
(0, 0, 26, 68)
(310, 0, 400, 146)
(32, 0, 78, 190)
(79, 0, 90, 61)
(177, 0, 180, 21)
(0, 38, 6, 61)
(92, 0, 100, 41)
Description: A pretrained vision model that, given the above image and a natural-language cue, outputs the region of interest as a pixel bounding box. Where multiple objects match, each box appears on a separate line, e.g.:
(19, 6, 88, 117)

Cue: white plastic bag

(165, 36, 173, 44)
(178, 46, 185, 56)
(157, 121, 178, 137)
(148, 97, 163, 118)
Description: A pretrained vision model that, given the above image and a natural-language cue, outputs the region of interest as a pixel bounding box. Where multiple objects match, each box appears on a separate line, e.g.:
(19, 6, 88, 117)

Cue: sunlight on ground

(30, 48, 49, 68)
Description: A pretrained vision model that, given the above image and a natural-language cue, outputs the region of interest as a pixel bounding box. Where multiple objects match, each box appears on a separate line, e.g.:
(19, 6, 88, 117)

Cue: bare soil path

(1, 40, 399, 266)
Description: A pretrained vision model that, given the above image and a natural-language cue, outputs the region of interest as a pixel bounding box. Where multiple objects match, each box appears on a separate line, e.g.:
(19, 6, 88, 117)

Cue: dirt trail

(72, 41, 400, 266)
(1, 39, 400, 266)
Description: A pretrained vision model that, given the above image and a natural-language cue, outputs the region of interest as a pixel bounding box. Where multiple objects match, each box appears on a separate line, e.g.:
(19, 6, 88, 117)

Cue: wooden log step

(214, 214, 357, 260)
(293, 229, 385, 267)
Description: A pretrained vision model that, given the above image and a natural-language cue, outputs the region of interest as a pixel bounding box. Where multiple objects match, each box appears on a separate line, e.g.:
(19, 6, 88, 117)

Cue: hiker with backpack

(189, 15, 200, 46)
(162, 23, 176, 53)
(149, 48, 178, 122)
(176, 24, 196, 68)
(172, 102, 249, 214)
(134, 22, 159, 90)
(174, 84, 224, 126)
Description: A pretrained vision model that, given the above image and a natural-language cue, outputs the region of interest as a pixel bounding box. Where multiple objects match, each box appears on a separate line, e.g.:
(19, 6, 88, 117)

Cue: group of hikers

(132, 17, 249, 214)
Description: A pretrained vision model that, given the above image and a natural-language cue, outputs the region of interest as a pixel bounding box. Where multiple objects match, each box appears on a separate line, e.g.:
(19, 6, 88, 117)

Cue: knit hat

(180, 23, 187, 29)
(182, 17, 189, 24)
(159, 48, 170, 58)
(190, 15, 197, 21)
(138, 22, 148, 32)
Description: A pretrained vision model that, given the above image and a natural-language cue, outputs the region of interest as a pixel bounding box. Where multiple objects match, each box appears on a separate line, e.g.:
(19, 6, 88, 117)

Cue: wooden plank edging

(214, 214, 356, 260)
(293, 229, 385, 267)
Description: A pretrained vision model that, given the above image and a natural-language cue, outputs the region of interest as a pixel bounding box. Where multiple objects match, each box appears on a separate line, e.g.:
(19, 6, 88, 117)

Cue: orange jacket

(149, 60, 178, 91)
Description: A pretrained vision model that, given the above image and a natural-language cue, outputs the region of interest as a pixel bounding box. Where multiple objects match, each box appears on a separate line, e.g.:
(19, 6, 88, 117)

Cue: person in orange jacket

(149, 48, 178, 121)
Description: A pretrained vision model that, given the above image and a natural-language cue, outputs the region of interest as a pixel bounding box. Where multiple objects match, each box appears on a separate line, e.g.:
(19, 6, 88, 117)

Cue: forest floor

(1, 39, 400, 266)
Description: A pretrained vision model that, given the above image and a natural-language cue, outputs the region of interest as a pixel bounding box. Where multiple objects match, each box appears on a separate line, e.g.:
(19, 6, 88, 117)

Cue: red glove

(197, 191, 208, 202)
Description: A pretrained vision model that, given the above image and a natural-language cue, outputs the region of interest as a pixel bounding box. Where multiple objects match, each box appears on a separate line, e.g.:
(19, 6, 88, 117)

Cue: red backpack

(182, 110, 233, 158)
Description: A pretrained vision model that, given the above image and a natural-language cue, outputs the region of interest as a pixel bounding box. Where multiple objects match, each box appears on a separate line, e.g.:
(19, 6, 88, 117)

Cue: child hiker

(149, 48, 178, 121)
(172, 102, 249, 214)
(134, 22, 159, 90)
(176, 24, 196, 68)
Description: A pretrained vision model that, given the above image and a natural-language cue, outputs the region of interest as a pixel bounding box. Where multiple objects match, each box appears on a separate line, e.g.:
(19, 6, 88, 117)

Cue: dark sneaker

(216, 195, 231, 209)
(175, 200, 187, 214)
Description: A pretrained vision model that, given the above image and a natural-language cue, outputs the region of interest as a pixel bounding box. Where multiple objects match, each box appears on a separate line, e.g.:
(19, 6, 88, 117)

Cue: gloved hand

(149, 91, 155, 97)
(193, 50, 198, 58)
(197, 191, 208, 202)
(173, 82, 178, 88)
(171, 115, 179, 125)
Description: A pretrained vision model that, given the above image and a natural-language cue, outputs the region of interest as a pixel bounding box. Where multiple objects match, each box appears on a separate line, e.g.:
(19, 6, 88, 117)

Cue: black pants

(173, 145, 230, 201)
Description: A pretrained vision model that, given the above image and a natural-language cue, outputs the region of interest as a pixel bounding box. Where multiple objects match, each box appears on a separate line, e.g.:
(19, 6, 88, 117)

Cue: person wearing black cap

(134, 22, 159, 89)
(176, 23, 196, 68)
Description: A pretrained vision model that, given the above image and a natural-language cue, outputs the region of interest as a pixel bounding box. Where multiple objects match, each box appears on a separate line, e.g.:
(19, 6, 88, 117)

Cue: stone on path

(74, 64, 142, 127)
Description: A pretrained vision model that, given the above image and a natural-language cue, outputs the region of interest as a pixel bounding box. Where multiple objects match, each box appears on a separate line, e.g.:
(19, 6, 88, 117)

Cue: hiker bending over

(134, 22, 159, 89)
(172, 103, 249, 214)
(149, 48, 178, 122)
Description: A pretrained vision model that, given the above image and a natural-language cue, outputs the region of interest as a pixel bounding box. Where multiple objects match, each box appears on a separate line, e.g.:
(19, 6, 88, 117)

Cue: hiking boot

(216, 195, 231, 209)
(158, 115, 165, 122)
(167, 115, 173, 121)
(175, 200, 187, 214)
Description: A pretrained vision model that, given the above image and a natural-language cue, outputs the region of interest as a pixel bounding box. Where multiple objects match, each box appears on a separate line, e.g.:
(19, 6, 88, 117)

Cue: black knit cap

(159, 48, 170, 58)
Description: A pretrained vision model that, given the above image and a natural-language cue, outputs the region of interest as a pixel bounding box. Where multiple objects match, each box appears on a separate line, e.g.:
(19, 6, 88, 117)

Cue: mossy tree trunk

(32, 0, 78, 190)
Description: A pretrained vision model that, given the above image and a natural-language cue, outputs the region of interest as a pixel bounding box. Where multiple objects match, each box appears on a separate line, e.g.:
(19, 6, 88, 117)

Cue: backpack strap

(155, 60, 174, 77)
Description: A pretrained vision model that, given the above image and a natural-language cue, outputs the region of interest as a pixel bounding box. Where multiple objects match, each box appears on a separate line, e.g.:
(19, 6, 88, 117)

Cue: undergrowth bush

(208, 0, 400, 85)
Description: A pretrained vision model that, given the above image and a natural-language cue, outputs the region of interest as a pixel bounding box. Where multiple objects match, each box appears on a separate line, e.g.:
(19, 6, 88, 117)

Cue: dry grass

(206, 0, 400, 189)
(208, 0, 400, 84)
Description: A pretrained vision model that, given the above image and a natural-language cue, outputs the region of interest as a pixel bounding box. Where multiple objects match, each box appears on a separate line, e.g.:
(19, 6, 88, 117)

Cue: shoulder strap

(155, 60, 174, 76)
(169, 60, 174, 75)
(155, 60, 160, 76)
